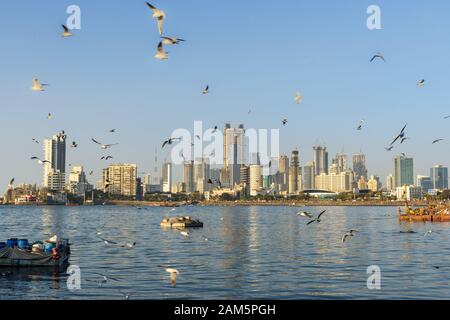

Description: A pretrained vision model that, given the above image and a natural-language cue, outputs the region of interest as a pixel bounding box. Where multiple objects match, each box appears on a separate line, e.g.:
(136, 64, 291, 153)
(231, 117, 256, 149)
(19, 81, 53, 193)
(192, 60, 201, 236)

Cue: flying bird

(385, 146, 394, 151)
(101, 156, 113, 160)
(297, 211, 313, 218)
(417, 79, 425, 87)
(432, 139, 444, 144)
(401, 137, 410, 144)
(146, 2, 166, 36)
(32, 138, 39, 144)
(91, 139, 118, 149)
(165, 268, 179, 287)
(31, 78, 48, 92)
(61, 24, 73, 37)
(212, 126, 218, 133)
(444, 115, 450, 119)
(390, 123, 408, 146)
(342, 229, 358, 243)
(282, 119, 288, 126)
(30, 156, 51, 165)
(71, 141, 78, 148)
(180, 231, 190, 238)
(306, 210, 327, 225)
(357, 119, 365, 131)
(202, 85, 209, 95)
(162, 137, 182, 149)
(8, 178, 14, 187)
(109, 129, 116, 133)
(47, 113, 52, 120)
(161, 36, 186, 45)
(370, 52, 385, 62)
(294, 92, 303, 104)
(155, 41, 168, 60)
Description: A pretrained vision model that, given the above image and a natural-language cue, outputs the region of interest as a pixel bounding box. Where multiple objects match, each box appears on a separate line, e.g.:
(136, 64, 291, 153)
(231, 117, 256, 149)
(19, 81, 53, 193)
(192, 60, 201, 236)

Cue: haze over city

(1, 0, 450, 187)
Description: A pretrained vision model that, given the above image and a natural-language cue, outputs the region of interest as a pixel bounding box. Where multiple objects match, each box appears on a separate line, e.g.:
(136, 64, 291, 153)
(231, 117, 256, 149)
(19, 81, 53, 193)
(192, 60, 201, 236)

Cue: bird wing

(31, 156, 39, 160)
(146, 2, 157, 12)
(62, 24, 69, 32)
(91, 138, 102, 145)
(306, 219, 316, 226)
(162, 140, 169, 149)
(342, 234, 348, 243)
(317, 210, 326, 219)
(400, 123, 408, 134)
(157, 41, 164, 53)
(9, 178, 14, 185)
(157, 17, 164, 35)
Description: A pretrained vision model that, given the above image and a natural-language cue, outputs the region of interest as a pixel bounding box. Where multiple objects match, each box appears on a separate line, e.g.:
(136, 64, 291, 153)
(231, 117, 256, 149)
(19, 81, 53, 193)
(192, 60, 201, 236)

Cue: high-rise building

(386, 174, 394, 192)
(193, 157, 210, 193)
(288, 150, 300, 195)
(303, 162, 314, 190)
(240, 165, 250, 196)
(368, 176, 381, 192)
(313, 146, 328, 176)
(277, 155, 289, 192)
(430, 165, 448, 190)
(43, 132, 67, 191)
(222, 124, 245, 188)
(357, 176, 368, 190)
(417, 175, 433, 193)
(332, 153, 347, 174)
(249, 165, 262, 196)
(352, 153, 368, 182)
(69, 166, 92, 196)
(162, 162, 172, 193)
(393, 155, 414, 188)
(314, 170, 354, 193)
(102, 164, 137, 196)
(183, 161, 194, 193)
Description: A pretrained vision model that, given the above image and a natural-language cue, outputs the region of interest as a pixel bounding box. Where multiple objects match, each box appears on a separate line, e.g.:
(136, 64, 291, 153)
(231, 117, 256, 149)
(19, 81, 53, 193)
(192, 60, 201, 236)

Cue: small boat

(398, 204, 450, 223)
(161, 216, 204, 229)
(0, 239, 70, 268)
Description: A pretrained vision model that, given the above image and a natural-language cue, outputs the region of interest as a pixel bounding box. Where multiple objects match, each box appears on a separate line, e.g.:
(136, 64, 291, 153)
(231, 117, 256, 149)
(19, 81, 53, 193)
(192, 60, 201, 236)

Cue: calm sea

(0, 205, 449, 300)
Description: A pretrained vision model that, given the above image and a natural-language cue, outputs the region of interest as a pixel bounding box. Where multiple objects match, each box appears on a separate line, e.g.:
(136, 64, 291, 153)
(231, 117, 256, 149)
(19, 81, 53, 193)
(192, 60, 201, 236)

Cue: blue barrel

(0, 242, 6, 250)
(44, 242, 56, 253)
(6, 238, 18, 248)
(18, 239, 29, 249)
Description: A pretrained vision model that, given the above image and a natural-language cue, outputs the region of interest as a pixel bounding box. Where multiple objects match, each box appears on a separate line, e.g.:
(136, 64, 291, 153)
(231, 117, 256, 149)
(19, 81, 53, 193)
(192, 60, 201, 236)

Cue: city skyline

(1, 1, 450, 188)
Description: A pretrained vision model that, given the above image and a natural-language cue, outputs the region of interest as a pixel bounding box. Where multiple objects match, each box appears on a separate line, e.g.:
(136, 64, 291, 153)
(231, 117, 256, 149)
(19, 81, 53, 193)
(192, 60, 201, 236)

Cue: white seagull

(342, 229, 358, 243)
(161, 36, 186, 45)
(370, 52, 385, 62)
(31, 78, 48, 92)
(417, 79, 425, 87)
(202, 85, 209, 95)
(146, 2, 166, 36)
(91, 138, 118, 149)
(30, 156, 51, 165)
(165, 268, 179, 287)
(155, 41, 168, 60)
(297, 211, 313, 218)
(180, 231, 190, 238)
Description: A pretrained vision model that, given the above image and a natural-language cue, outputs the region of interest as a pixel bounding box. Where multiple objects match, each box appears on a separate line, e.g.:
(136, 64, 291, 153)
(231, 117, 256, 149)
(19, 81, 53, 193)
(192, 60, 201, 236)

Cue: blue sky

(1, 0, 450, 187)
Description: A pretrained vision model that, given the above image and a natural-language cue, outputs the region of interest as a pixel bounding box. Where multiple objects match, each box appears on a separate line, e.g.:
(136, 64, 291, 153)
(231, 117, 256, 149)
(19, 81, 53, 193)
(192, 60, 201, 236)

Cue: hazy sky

(1, 0, 450, 188)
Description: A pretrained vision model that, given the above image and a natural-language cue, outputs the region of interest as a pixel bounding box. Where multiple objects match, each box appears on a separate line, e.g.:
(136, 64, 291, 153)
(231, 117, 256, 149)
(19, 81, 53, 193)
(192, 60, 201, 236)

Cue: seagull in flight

(432, 139, 444, 144)
(202, 85, 209, 95)
(155, 41, 168, 60)
(444, 115, 450, 119)
(91, 139, 118, 149)
(342, 229, 358, 243)
(61, 24, 73, 37)
(357, 119, 365, 131)
(180, 231, 190, 238)
(401, 137, 410, 144)
(8, 178, 14, 187)
(297, 211, 314, 218)
(282, 119, 288, 126)
(294, 92, 303, 104)
(30, 156, 51, 165)
(165, 268, 180, 287)
(31, 78, 48, 92)
(146, 2, 166, 35)
(390, 123, 408, 146)
(306, 210, 326, 225)
(109, 129, 116, 133)
(88, 273, 121, 287)
(100, 156, 113, 160)
(385, 146, 394, 151)
(370, 52, 385, 62)
(417, 79, 425, 87)
(162, 137, 182, 149)
(32, 138, 39, 144)
(212, 126, 218, 133)
(71, 141, 78, 148)
(161, 36, 186, 45)
(47, 113, 52, 120)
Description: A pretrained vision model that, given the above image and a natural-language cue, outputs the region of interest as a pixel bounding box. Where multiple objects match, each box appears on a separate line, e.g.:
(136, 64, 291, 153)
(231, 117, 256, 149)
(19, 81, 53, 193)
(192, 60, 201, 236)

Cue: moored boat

(161, 216, 204, 229)
(399, 204, 450, 222)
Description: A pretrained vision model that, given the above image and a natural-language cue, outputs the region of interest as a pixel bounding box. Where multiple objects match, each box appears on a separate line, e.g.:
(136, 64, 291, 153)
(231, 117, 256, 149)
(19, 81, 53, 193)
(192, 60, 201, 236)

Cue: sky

(1, 0, 450, 187)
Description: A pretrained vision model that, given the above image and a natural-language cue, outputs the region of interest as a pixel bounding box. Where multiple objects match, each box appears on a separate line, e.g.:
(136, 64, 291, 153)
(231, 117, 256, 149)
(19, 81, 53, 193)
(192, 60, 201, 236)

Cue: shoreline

(0, 200, 433, 208)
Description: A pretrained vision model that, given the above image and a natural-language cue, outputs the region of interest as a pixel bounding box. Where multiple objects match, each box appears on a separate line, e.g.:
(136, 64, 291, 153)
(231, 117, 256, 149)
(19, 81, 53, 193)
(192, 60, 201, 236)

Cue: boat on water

(0, 237, 70, 267)
(398, 204, 450, 222)
(161, 216, 204, 229)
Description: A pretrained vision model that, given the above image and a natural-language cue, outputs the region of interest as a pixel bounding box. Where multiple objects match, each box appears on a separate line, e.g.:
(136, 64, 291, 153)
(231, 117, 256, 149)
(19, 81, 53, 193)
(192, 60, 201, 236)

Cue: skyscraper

(352, 153, 368, 182)
(277, 155, 289, 192)
(183, 161, 194, 193)
(43, 132, 67, 192)
(222, 124, 245, 188)
(289, 150, 299, 194)
(332, 153, 347, 174)
(303, 162, 314, 190)
(193, 157, 210, 193)
(313, 146, 328, 176)
(386, 174, 394, 192)
(102, 164, 137, 196)
(240, 165, 250, 196)
(417, 175, 433, 193)
(162, 162, 172, 193)
(393, 155, 414, 188)
(430, 165, 448, 190)
(249, 165, 262, 196)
